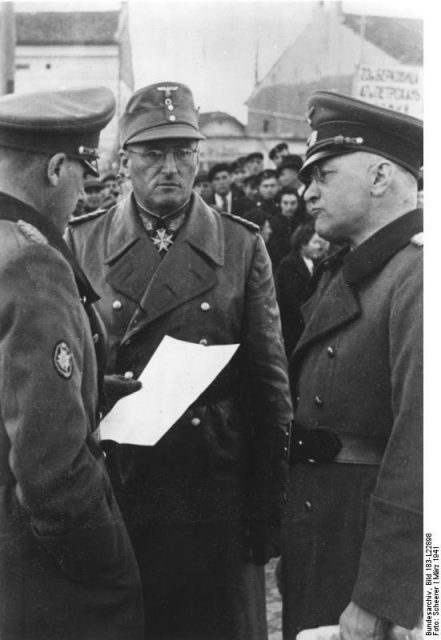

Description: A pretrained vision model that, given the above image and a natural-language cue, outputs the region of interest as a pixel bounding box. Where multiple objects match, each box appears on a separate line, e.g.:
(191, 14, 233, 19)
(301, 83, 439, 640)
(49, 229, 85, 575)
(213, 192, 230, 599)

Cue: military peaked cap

(120, 81, 205, 147)
(0, 87, 115, 177)
(300, 90, 423, 180)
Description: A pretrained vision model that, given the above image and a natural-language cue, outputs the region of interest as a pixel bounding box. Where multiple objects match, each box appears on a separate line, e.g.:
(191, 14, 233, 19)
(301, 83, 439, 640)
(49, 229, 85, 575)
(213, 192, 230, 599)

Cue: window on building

(263, 119, 270, 133)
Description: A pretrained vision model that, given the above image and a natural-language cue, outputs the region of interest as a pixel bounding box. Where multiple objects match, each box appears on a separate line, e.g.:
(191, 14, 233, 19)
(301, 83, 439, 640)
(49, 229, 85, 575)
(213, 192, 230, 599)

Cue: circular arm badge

(53, 341, 74, 379)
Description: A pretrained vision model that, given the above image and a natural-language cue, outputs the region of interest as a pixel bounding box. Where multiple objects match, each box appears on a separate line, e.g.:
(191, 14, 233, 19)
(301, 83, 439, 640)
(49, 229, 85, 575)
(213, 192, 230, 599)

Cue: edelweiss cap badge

(53, 341, 74, 379)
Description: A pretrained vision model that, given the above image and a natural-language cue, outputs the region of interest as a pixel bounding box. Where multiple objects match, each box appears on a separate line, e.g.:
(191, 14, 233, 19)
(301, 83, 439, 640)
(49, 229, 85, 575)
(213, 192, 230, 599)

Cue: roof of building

(16, 11, 119, 46)
(199, 111, 245, 130)
(343, 14, 423, 65)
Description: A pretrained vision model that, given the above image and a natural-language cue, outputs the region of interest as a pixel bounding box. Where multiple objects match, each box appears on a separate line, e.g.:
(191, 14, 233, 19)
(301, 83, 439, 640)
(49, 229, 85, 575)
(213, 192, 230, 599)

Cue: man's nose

(304, 179, 319, 203)
(161, 150, 178, 173)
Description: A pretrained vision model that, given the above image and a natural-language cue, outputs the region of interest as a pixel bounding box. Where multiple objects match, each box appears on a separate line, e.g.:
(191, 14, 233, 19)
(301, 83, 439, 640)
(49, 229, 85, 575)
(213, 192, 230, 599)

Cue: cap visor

(82, 158, 99, 177)
(299, 149, 355, 182)
(125, 124, 205, 145)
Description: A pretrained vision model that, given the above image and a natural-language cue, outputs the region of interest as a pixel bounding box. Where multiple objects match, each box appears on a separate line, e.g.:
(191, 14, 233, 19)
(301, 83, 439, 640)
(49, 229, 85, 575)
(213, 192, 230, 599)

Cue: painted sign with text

(352, 65, 423, 118)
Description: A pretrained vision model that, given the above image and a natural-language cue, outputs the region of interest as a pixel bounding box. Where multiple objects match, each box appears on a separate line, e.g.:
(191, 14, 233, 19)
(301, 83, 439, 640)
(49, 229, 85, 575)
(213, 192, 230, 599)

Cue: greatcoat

(66, 191, 293, 639)
(0, 193, 143, 640)
(281, 209, 423, 637)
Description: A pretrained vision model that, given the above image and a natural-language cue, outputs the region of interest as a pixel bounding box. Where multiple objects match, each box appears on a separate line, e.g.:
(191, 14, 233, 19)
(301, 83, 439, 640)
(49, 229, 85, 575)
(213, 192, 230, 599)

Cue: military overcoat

(281, 209, 423, 636)
(66, 191, 293, 527)
(0, 193, 143, 640)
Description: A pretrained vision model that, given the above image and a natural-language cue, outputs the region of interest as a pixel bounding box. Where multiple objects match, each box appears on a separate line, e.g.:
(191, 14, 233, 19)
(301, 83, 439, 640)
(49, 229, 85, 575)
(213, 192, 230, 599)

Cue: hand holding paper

(100, 336, 239, 446)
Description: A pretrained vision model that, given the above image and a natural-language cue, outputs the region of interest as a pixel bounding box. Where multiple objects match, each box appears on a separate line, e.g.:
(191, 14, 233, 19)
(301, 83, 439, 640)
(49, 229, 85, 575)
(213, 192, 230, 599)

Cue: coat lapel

(104, 196, 161, 303)
(120, 193, 224, 343)
(292, 269, 361, 358)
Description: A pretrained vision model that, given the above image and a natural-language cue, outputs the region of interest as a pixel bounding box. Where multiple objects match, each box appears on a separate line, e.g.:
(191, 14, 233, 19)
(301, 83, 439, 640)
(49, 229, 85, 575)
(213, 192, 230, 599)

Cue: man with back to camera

(0, 87, 143, 640)
(66, 81, 293, 640)
(280, 91, 423, 640)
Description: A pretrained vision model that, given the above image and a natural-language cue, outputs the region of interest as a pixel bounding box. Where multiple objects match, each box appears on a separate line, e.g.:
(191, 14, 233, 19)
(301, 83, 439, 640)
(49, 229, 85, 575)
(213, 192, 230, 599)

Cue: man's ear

(370, 159, 393, 196)
(119, 149, 130, 178)
(46, 153, 67, 186)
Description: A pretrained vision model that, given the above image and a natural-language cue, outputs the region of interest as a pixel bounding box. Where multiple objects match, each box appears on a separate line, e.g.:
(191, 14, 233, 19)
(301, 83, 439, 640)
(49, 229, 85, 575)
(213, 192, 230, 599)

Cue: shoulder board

(17, 220, 48, 245)
(220, 211, 260, 232)
(68, 208, 107, 226)
(410, 232, 423, 247)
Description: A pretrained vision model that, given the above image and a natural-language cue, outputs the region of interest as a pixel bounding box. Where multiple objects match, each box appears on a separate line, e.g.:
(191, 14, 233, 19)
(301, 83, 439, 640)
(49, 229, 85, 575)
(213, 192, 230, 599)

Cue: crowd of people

(0, 79, 423, 640)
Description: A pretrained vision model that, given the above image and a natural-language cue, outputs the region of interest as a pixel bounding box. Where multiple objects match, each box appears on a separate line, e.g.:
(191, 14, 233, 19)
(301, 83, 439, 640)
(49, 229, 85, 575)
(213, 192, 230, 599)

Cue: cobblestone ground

(266, 558, 283, 640)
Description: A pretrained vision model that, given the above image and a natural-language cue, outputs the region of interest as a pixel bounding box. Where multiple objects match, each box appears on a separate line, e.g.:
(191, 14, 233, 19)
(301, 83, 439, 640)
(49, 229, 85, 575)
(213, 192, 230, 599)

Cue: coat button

(327, 346, 335, 357)
(199, 338, 208, 345)
(93, 333, 99, 344)
(191, 417, 201, 426)
(112, 300, 122, 310)
(305, 500, 312, 511)
(315, 395, 323, 407)
(124, 371, 134, 379)
(200, 302, 210, 311)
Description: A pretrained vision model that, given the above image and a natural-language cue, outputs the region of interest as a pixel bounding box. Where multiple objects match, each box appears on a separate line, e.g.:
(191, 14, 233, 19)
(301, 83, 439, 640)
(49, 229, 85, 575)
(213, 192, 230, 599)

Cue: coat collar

(103, 192, 224, 341)
(0, 191, 99, 303)
(290, 209, 423, 363)
(343, 208, 423, 286)
(104, 192, 224, 267)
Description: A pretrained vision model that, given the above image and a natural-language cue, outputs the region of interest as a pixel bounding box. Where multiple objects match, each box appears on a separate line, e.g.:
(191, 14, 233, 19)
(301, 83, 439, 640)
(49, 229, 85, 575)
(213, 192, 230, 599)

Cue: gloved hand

(243, 518, 282, 566)
(339, 601, 391, 640)
(101, 374, 142, 417)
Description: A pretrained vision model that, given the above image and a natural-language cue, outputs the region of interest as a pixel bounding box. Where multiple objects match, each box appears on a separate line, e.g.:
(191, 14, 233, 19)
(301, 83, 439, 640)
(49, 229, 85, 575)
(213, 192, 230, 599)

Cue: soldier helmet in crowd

(299, 90, 423, 181)
(207, 163, 231, 182)
(119, 81, 206, 147)
(269, 142, 289, 161)
(0, 87, 115, 177)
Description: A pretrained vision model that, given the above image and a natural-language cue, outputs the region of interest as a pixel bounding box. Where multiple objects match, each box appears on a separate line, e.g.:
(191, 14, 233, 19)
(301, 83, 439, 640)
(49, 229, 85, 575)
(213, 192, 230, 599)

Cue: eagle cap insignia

(157, 85, 179, 98)
(53, 341, 73, 379)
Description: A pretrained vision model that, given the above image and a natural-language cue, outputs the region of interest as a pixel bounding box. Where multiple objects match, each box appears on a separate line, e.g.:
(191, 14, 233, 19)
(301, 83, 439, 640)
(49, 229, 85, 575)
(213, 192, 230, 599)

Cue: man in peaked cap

(276, 154, 304, 191)
(280, 91, 423, 639)
(0, 88, 144, 639)
(66, 81, 293, 640)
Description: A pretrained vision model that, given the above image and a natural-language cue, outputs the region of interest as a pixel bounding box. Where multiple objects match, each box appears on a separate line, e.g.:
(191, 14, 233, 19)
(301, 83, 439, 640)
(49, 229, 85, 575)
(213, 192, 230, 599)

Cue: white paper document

(100, 336, 239, 446)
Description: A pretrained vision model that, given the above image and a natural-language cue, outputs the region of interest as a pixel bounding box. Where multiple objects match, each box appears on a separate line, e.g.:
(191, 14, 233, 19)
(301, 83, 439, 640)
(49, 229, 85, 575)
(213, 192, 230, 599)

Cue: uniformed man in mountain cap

(280, 90, 423, 640)
(66, 81, 293, 640)
(0, 87, 143, 640)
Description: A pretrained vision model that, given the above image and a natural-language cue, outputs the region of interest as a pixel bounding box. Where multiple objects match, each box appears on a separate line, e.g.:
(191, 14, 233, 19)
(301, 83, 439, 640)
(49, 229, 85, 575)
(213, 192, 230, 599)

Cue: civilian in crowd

(193, 170, 213, 203)
(266, 188, 307, 268)
(102, 171, 120, 209)
(275, 221, 328, 357)
(269, 142, 289, 168)
(244, 151, 264, 176)
(0, 87, 143, 640)
(276, 155, 304, 191)
(207, 162, 249, 214)
(242, 174, 259, 202)
(282, 91, 423, 640)
(230, 158, 247, 193)
(84, 176, 104, 212)
(245, 169, 280, 220)
(66, 81, 292, 640)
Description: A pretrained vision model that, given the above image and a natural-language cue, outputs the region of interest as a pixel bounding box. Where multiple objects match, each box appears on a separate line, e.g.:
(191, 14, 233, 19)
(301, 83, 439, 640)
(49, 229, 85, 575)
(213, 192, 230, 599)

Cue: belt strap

(333, 432, 388, 465)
